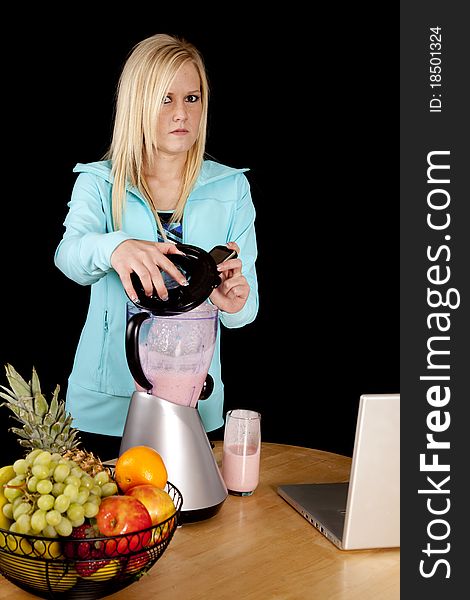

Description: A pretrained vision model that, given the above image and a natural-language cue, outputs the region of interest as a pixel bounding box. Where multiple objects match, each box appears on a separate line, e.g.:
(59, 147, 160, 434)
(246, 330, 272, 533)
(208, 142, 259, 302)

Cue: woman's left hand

(209, 242, 250, 314)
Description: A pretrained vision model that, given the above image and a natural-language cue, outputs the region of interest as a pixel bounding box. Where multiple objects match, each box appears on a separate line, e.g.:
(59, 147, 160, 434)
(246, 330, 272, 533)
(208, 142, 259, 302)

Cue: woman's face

(157, 62, 203, 157)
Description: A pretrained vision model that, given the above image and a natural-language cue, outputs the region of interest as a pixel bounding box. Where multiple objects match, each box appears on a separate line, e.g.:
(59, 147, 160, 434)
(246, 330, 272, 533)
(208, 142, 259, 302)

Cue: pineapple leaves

(9, 426, 36, 440)
(2, 363, 82, 453)
(4, 364, 31, 397)
(0, 389, 21, 405)
(49, 385, 60, 417)
(31, 366, 42, 396)
(34, 393, 49, 418)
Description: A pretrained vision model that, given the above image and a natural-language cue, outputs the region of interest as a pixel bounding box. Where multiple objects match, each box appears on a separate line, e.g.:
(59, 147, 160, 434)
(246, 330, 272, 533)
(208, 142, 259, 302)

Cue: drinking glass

(221, 409, 261, 496)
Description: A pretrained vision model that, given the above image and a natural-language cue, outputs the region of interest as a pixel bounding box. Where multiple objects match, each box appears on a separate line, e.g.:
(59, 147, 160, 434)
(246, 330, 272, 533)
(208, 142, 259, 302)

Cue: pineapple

(0, 364, 110, 477)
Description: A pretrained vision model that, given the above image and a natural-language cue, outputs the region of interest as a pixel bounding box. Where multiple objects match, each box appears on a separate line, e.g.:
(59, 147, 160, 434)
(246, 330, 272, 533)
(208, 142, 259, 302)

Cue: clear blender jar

(126, 301, 218, 407)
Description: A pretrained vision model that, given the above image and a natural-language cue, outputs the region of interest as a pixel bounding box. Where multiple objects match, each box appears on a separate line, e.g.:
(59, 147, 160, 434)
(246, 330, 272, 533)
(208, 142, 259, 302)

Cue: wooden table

(0, 442, 399, 600)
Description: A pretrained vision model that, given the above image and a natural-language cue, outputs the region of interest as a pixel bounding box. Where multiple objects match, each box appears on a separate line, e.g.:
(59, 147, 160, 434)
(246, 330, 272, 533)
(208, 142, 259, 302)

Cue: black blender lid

(128, 243, 221, 315)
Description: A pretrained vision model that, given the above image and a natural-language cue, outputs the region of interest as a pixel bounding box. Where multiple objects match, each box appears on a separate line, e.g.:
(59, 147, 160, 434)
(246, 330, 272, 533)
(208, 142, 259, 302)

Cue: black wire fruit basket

(0, 481, 182, 600)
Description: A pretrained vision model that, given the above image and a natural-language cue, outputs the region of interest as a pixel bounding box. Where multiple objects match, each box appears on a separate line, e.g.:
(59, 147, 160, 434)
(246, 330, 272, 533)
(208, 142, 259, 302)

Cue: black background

(0, 12, 398, 465)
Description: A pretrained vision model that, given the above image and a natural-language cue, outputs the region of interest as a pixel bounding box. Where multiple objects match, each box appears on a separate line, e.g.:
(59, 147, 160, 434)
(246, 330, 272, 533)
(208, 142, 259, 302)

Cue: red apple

(126, 484, 177, 544)
(96, 495, 152, 556)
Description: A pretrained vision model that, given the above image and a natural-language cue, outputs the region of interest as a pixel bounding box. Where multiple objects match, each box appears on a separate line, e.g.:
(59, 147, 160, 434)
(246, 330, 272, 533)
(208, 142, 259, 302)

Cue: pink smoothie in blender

(141, 352, 213, 407)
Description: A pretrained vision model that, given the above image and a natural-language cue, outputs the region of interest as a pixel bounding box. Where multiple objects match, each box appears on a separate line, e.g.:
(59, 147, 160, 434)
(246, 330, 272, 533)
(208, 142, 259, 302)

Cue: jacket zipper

(98, 310, 109, 389)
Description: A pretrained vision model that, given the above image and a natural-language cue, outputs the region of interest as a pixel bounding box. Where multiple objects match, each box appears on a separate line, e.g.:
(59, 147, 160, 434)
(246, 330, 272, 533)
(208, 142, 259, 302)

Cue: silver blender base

(120, 392, 227, 522)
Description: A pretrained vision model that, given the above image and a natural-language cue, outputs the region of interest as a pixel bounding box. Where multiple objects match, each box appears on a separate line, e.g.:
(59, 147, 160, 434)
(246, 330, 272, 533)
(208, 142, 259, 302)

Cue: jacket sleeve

(54, 173, 131, 286)
(219, 174, 259, 329)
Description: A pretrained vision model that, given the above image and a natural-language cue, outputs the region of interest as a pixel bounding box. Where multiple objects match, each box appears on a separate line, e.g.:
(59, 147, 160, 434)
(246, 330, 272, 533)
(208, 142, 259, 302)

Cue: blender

(120, 244, 233, 522)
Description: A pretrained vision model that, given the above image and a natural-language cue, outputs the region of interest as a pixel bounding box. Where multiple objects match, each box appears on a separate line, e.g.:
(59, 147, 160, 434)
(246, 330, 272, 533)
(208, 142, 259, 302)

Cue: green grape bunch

(2, 449, 118, 538)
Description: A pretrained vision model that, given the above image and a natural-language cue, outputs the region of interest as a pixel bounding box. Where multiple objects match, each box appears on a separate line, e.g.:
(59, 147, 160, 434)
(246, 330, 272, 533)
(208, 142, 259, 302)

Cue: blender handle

(126, 312, 153, 392)
(199, 374, 214, 400)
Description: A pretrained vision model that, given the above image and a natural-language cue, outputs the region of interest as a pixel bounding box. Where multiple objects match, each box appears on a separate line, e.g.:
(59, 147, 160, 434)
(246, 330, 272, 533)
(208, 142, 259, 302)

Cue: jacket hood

(73, 159, 249, 190)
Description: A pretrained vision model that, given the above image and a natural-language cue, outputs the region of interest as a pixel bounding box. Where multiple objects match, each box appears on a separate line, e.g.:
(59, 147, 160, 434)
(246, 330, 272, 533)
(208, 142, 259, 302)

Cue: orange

(114, 446, 168, 493)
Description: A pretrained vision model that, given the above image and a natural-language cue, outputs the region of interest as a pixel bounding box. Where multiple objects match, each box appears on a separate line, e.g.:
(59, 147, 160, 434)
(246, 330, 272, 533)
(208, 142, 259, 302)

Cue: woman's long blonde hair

(104, 34, 209, 234)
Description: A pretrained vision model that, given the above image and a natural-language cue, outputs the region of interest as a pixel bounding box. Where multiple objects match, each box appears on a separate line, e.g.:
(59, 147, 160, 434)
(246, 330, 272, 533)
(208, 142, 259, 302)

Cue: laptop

(277, 393, 400, 550)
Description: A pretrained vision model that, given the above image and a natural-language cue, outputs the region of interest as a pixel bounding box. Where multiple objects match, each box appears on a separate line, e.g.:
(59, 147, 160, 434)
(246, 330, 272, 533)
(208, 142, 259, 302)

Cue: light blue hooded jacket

(54, 159, 258, 436)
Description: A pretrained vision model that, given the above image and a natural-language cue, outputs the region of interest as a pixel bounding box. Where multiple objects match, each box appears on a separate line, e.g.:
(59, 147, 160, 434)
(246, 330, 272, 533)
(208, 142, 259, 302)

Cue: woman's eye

(186, 95, 200, 103)
(163, 96, 171, 104)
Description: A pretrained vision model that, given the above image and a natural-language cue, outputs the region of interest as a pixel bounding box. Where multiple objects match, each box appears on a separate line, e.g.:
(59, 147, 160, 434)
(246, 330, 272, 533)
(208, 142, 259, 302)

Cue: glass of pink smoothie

(221, 409, 261, 496)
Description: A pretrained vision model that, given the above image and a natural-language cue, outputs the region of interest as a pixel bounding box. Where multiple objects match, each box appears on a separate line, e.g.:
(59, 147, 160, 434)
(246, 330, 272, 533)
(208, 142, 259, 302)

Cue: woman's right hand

(111, 239, 187, 301)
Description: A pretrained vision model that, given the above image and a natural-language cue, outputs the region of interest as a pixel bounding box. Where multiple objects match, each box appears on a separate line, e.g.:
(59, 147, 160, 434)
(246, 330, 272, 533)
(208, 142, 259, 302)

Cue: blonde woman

(55, 34, 258, 459)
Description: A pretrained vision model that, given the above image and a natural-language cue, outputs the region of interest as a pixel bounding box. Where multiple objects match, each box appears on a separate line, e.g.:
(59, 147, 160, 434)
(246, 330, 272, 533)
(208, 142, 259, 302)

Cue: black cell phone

(209, 245, 238, 265)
